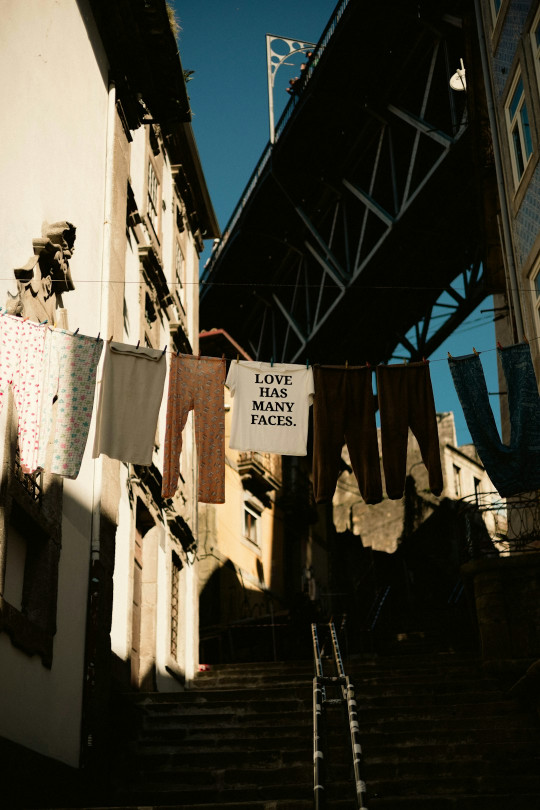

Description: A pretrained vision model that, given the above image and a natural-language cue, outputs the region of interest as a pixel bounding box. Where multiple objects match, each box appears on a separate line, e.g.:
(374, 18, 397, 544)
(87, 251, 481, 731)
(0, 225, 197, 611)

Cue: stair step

(136, 685, 313, 702)
(43, 798, 540, 810)
(139, 726, 312, 744)
(366, 772, 540, 797)
(96, 651, 540, 809)
(113, 783, 317, 805)
(368, 797, 540, 809)
(135, 684, 510, 705)
(132, 747, 312, 768)
(140, 697, 312, 714)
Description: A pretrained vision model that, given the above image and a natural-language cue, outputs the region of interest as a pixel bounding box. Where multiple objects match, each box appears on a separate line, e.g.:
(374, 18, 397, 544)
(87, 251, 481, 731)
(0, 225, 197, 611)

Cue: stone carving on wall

(7, 221, 76, 324)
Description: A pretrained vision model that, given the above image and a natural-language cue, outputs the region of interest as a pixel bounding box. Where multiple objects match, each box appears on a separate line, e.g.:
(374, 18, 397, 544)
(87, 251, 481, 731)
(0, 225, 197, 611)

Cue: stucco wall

(0, 0, 111, 766)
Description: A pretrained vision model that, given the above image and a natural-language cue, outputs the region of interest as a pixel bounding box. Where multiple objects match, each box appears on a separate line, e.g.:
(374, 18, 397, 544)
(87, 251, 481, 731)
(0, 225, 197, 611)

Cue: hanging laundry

(448, 342, 540, 497)
(312, 364, 382, 504)
(37, 329, 103, 478)
(0, 312, 47, 474)
(92, 341, 166, 466)
(226, 360, 314, 455)
(162, 353, 226, 504)
(377, 361, 443, 500)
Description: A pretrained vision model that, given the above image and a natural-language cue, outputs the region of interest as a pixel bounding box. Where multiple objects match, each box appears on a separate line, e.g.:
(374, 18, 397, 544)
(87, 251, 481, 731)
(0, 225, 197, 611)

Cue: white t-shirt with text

(226, 361, 315, 455)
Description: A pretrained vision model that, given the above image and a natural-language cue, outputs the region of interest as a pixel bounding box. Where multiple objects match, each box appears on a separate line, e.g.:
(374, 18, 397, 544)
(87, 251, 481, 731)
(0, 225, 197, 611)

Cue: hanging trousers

(312, 365, 382, 504)
(448, 343, 540, 497)
(377, 361, 443, 500)
(162, 354, 226, 504)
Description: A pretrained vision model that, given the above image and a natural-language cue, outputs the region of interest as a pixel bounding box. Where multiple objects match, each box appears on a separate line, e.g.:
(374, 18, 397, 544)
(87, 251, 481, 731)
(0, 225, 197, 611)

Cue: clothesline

(4, 276, 540, 293)
(1, 307, 537, 507)
(0, 310, 532, 367)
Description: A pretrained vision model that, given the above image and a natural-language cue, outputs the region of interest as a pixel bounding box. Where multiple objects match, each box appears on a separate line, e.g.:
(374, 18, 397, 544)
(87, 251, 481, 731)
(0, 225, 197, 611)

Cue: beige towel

(92, 341, 167, 465)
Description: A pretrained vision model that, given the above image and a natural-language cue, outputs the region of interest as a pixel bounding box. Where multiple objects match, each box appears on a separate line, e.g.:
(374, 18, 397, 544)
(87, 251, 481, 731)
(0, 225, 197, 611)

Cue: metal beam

(304, 240, 346, 289)
(387, 104, 455, 146)
(296, 205, 348, 284)
(272, 293, 306, 345)
(342, 178, 394, 226)
(393, 265, 487, 361)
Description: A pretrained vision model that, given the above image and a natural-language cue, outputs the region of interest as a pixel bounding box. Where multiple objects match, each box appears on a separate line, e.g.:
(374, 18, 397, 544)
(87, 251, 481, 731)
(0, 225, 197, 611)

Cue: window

(531, 8, 540, 92)
(0, 420, 63, 668)
(506, 74, 533, 184)
(14, 448, 43, 505)
(174, 238, 185, 313)
(531, 265, 540, 333)
(453, 464, 461, 498)
(176, 204, 185, 234)
(147, 160, 160, 235)
(474, 476, 482, 503)
(170, 551, 182, 660)
(243, 503, 261, 545)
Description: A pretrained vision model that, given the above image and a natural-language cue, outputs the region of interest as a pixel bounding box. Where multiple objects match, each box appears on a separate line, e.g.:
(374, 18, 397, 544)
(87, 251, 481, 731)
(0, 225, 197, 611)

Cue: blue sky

(173, 0, 500, 446)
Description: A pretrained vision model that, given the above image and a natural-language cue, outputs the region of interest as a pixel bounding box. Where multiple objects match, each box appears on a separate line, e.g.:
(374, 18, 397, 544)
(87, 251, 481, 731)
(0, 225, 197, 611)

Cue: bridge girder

(201, 0, 502, 364)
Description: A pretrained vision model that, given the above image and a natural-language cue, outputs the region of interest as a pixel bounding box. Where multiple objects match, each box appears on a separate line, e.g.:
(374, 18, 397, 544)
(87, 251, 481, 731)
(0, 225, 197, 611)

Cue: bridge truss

(200, 0, 504, 365)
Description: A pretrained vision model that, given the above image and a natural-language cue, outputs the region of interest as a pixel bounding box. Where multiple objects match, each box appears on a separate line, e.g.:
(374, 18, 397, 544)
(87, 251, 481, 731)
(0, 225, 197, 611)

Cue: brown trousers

(376, 361, 443, 500)
(312, 365, 382, 504)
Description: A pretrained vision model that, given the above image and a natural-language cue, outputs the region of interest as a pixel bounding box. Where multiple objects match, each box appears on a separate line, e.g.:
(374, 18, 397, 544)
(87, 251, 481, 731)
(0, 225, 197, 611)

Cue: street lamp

(266, 34, 315, 144)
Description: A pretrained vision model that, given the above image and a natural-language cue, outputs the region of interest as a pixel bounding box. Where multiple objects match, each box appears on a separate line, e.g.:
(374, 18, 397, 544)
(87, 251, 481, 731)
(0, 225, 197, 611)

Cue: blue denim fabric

(448, 343, 540, 497)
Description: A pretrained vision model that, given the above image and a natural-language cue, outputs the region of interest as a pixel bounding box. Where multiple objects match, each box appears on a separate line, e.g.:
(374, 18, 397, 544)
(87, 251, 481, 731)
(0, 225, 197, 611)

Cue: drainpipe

(91, 80, 116, 561)
(473, 0, 524, 341)
(82, 80, 117, 769)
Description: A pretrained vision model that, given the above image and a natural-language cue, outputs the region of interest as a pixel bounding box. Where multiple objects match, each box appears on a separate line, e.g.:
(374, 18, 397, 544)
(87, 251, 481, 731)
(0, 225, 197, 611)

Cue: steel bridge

(200, 0, 504, 365)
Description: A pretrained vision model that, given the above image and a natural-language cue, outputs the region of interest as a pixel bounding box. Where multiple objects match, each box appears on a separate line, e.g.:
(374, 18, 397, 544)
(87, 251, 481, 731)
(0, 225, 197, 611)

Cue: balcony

(237, 452, 281, 501)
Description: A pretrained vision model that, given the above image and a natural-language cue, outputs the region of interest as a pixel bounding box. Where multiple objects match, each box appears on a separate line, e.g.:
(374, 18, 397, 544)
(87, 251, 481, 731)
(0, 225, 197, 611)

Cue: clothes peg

(73, 327, 79, 335)
(236, 354, 239, 363)
(40, 319, 48, 325)
(22, 317, 28, 323)
(161, 345, 167, 356)
(422, 356, 428, 364)
(108, 336, 113, 343)
(96, 332, 100, 342)
(448, 351, 453, 359)
(473, 347, 479, 356)
(497, 340, 503, 349)
(136, 340, 140, 350)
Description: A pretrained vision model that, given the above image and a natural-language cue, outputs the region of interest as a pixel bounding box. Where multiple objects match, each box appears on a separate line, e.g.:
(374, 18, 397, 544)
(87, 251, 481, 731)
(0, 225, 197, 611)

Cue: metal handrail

(311, 622, 368, 810)
(312, 624, 326, 810)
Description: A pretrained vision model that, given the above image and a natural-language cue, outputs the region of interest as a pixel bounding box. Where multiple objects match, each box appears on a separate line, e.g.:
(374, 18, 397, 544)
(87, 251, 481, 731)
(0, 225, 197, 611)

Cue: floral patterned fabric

(38, 329, 103, 478)
(0, 313, 48, 474)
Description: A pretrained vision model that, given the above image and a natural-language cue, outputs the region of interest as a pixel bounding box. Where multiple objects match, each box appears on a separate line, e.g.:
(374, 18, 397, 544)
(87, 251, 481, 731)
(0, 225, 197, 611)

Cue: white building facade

(0, 0, 218, 777)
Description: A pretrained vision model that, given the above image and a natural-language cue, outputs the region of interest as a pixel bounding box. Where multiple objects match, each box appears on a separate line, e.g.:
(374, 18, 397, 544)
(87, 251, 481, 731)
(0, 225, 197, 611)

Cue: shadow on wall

(328, 494, 485, 656)
(199, 557, 322, 664)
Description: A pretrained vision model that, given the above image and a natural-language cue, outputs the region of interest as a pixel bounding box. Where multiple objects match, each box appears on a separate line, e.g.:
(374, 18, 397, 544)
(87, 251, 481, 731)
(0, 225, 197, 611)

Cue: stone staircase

(44, 649, 540, 809)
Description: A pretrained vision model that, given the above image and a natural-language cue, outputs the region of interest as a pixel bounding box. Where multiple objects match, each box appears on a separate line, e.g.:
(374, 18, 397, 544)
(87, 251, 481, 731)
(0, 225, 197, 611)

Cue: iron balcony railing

(311, 621, 368, 810)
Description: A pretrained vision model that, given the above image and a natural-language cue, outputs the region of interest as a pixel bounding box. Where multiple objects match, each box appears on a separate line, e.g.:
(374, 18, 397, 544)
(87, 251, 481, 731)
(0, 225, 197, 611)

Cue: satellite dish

(450, 58, 466, 91)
